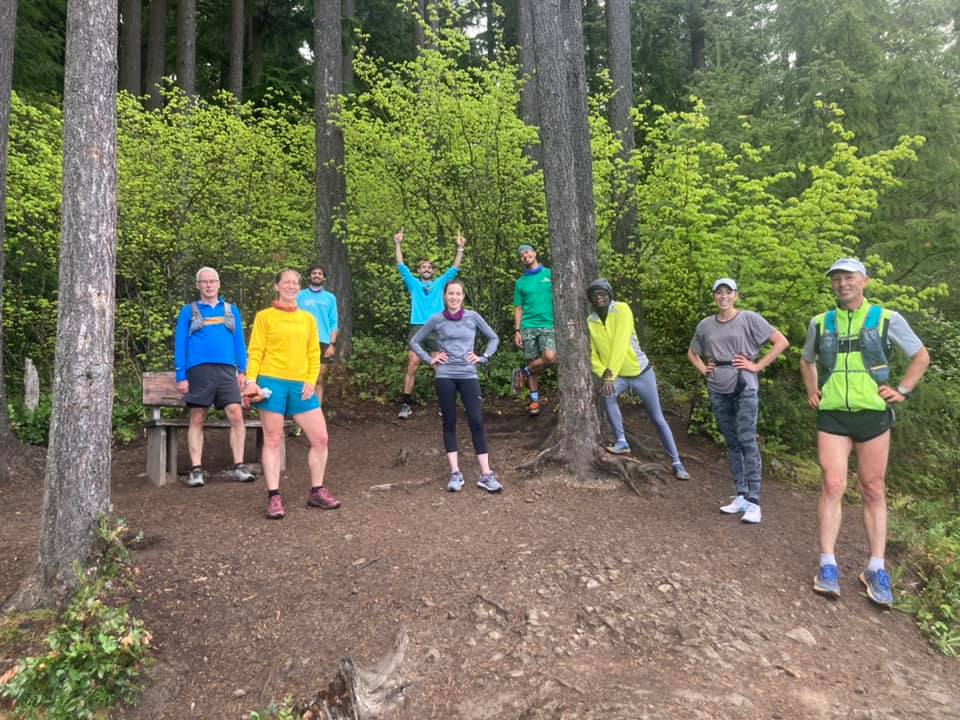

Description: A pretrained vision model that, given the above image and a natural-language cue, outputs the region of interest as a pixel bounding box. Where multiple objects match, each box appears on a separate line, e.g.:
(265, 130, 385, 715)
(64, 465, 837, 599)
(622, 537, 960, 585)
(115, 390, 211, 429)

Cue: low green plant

(248, 696, 298, 720)
(7, 396, 53, 446)
(0, 517, 151, 719)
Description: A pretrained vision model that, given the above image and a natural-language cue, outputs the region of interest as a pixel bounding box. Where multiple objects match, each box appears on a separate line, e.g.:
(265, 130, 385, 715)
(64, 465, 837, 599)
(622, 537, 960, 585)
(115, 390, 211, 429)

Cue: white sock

(819, 553, 837, 567)
(867, 556, 885, 572)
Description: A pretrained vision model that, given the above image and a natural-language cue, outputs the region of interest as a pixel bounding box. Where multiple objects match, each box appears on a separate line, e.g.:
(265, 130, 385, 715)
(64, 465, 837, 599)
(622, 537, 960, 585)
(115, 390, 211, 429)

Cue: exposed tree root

(301, 629, 410, 720)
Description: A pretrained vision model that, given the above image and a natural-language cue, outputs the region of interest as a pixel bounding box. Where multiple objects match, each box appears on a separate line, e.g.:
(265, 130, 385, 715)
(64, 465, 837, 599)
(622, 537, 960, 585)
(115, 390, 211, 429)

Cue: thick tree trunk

(0, 0, 18, 443)
(528, 0, 602, 481)
(342, 0, 354, 92)
(28, 0, 118, 609)
(145, 0, 167, 109)
(227, 0, 244, 99)
(314, 0, 353, 358)
(517, 0, 540, 165)
(606, 0, 636, 253)
(176, 0, 196, 96)
(119, 0, 142, 95)
(248, 9, 264, 90)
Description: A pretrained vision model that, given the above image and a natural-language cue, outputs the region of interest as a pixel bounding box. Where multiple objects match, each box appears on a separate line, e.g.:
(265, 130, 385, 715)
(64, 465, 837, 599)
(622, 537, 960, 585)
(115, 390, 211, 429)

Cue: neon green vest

(815, 302, 892, 412)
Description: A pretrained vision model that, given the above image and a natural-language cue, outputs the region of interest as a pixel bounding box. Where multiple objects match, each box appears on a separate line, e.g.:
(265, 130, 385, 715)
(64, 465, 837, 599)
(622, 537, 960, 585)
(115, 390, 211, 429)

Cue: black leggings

(435, 377, 488, 455)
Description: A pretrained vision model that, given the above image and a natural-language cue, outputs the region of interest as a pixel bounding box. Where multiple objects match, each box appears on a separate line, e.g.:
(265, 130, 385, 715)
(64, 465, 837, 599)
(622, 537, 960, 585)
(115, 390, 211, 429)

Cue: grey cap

(712, 277, 738, 292)
(827, 258, 868, 277)
(518, 244, 535, 256)
(587, 278, 614, 302)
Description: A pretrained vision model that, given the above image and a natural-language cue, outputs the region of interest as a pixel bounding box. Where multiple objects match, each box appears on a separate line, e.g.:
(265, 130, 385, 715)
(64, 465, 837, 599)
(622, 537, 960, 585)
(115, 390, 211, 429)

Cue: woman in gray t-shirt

(411, 280, 503, 493)
(687, 278, 790, 524)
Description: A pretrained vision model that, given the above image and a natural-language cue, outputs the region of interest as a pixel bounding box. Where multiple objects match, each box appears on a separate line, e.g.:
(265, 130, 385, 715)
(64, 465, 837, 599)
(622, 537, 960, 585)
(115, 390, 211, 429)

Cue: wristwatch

(896, 384, 912, 398)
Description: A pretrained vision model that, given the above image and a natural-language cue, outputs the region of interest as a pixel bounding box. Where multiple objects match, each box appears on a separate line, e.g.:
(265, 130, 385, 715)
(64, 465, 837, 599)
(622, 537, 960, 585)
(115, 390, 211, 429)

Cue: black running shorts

(184, 364, 242, 409)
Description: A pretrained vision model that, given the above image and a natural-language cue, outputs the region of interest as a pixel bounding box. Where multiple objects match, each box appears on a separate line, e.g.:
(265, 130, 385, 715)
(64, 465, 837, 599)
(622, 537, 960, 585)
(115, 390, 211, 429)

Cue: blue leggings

(435, 377, 488, 454)
(603, 369, 681, 464)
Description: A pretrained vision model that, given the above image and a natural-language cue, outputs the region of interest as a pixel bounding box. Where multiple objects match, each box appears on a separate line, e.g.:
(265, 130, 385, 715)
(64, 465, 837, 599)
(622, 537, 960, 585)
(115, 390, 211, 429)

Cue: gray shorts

(408, 324, 440, 354)
(184, 364, 242, 409)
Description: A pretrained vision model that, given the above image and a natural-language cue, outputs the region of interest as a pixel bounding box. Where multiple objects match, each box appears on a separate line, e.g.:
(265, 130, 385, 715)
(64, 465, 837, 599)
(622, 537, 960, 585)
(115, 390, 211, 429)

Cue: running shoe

(307, 485, 341, 509)
(233, 464, 256, 483)
(187, 467, 205, 488)
(672, 462, 691, 480)
(447, 471, 465, 492)
(719, 495, 749, 514)
(266, 495, 285, 519)
(741, 502, 762, 524)
(477, 472, 503, 493)
(813, 563, 841, 598)
(397, 403, 413, 420)
(527, 401, 541, 416)
(605, 440, 631, 455)
(860, 568, 894, 608)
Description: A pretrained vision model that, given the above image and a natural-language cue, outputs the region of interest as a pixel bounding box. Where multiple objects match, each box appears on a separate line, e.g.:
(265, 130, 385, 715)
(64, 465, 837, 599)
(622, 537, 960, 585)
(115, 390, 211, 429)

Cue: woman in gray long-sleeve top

(410, 279, 503, 493)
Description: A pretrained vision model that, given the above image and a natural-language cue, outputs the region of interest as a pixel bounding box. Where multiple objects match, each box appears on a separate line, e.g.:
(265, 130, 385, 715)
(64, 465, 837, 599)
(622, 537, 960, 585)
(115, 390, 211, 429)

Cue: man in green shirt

(511, 244, 556, 416)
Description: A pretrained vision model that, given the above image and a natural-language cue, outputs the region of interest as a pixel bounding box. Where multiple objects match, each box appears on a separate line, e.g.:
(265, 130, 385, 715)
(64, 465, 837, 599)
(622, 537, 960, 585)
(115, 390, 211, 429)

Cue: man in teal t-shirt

(394, 227, 465, 419)
(511, 244, 556, 416)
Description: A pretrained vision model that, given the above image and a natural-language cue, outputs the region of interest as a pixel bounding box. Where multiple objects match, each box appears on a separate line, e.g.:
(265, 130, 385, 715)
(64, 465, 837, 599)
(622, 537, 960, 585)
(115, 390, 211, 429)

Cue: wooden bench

(142, 371, 283, 487)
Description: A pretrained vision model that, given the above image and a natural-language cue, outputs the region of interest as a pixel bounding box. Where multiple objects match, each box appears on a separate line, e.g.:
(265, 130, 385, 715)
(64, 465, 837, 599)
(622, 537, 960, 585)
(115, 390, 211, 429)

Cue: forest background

(3, 0, 960, 655)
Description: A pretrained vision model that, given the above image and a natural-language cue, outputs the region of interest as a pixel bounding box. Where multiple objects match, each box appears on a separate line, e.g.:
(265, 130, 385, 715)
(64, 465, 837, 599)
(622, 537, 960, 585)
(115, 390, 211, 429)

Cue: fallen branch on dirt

(477, 593, 510, 618)
(369, 477, 435, 492)
(301, 629, 410, 720)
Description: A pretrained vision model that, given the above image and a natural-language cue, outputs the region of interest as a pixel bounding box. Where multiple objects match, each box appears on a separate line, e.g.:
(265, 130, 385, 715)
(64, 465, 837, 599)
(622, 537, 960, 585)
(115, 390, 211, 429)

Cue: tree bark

(248, 8, 264, 90)
(119, 0, 142, 95)
(29, 0, 118, 609)
(0, 0, 18, 443)
(341, 0, 354, 92)
(528, 0, 602, 481)
(227, 0, 244, 99)
(517, 0, 540, 165)
(689, 0, 707, 71)
(606, 0, 636, 253)
(176, 0, 196, 96)
(314, 0, 353, 357)
(145, 0, 167, 109)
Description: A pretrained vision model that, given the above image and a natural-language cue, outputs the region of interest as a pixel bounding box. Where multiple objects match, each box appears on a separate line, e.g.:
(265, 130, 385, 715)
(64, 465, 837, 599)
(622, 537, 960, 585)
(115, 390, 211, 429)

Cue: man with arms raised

(801, 258, 929, 608)
(174, 267, 255, 487)
(394, 228, 465, 419)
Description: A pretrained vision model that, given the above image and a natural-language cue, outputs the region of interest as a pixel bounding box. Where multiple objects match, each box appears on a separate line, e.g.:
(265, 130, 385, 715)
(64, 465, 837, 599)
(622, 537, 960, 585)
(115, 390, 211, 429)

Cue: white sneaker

(719, 495, 749, 514)
(397, 403, 412, 419)
(742, 502, 762, 524)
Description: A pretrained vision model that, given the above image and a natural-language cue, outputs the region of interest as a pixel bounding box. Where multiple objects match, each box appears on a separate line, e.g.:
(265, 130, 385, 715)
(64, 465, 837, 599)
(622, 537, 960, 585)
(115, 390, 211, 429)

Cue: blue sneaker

(605, 440, 631, 455)
(447, 471, 465, 492)
(813, 563, 841, 598)
(860, 568, 894, 608)
(477, 472, 503, 493)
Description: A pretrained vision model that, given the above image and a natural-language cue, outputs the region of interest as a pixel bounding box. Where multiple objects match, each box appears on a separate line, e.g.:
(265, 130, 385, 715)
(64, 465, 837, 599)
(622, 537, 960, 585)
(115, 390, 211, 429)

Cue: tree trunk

(119, 0, 142, 95)
(413, 0, 426, 51)
(689, 0, 707, 71)
(528, 0, 602, 481)
(606, 0, 636, 253)
(485, 0, 496, 59)
(176, 0, 196, 96)
(0, 0, 18, 444)
(145, 0, 167, 109)
(227, 0, 244, 99)
(26, 0, 118, 610)
(314, 0, 353, 358)
(342, 0, 354, 92)
(517, 0, 540, 165)
(248, 9, 264, 90)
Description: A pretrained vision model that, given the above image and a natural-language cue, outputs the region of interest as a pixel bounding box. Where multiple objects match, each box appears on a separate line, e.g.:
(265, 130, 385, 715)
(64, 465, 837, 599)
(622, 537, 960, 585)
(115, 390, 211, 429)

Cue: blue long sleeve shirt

(398, 264, 459, 325)
(296, 287, 338, 344)
(174, 299, 248, 381)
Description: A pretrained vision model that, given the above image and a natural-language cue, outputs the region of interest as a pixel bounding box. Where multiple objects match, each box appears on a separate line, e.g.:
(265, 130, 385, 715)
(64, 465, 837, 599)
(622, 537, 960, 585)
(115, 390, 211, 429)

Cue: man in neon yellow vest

(800, 258, 929, 608)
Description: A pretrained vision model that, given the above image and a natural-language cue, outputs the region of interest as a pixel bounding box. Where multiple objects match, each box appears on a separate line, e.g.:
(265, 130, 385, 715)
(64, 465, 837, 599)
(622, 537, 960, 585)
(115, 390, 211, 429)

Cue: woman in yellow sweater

(243, 269, 341, 519)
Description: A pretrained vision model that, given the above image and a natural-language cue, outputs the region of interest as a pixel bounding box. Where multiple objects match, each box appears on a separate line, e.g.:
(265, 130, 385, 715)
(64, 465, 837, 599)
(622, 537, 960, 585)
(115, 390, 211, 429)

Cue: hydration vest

(188, 301, 236, 335)
(817, 303, 890, 387)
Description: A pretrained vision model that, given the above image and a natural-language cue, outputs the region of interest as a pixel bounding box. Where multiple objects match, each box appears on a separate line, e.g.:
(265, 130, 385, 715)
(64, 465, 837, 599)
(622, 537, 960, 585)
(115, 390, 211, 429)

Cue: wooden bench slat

(143, 371, 186, 407)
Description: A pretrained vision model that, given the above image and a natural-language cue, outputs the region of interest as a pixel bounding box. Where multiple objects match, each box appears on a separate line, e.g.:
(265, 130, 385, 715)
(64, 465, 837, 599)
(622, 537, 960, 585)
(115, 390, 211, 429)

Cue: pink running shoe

(307, 485, 341, 510)
(266, 495, 285, 519)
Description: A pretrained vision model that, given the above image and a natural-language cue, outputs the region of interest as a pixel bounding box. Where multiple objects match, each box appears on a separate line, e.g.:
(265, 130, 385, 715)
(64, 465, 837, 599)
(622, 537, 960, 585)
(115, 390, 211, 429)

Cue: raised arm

(452, 231, 466, 270)
(394, 228, 405, 266)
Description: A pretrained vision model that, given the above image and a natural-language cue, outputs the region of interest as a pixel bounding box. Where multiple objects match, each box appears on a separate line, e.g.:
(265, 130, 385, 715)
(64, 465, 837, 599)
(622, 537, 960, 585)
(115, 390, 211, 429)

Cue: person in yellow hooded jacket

(801, 258, 929, 608)
(587, 279, 690, 480)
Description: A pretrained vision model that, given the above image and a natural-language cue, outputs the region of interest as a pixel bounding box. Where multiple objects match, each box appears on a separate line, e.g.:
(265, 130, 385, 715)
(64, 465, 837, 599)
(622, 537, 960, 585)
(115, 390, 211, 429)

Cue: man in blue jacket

(174, 267, 255, 487)
(297, 263, 339, 404)
(394, 228, 465, 419)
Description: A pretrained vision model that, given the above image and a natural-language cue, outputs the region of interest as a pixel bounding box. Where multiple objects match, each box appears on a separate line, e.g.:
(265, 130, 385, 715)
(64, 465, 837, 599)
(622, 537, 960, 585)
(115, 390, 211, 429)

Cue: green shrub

(0, 518, 151, 719)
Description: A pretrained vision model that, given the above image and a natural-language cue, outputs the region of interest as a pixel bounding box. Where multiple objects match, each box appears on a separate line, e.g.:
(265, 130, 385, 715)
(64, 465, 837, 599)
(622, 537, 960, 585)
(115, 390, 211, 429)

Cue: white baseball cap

(826, 258, 868, 276)
(712, 277, 738, 292)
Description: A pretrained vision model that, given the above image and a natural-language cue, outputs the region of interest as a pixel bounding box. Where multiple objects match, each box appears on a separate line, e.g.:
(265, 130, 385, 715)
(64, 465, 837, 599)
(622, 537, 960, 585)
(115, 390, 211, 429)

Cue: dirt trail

(1, 398, 958, 719)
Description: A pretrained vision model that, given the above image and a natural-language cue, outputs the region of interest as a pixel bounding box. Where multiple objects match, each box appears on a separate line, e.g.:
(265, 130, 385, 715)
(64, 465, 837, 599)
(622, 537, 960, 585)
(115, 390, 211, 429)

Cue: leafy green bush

(7, 395, 53, 446)
(0, 518, 151, 719)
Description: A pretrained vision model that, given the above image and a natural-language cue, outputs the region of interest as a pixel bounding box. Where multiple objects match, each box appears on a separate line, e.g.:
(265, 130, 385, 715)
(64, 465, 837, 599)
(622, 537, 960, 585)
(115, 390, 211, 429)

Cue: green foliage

(0, 518, 151, 719)
(7, 395, 53, 447)
(337, 25, 545, 343)
(890, 499, 960, 656)
(248, 697, 298, 720)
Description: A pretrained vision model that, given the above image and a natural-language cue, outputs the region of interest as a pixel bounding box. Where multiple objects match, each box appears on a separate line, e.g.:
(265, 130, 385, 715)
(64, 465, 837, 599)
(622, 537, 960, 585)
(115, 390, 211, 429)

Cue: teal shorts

(254, 376, 321, 417)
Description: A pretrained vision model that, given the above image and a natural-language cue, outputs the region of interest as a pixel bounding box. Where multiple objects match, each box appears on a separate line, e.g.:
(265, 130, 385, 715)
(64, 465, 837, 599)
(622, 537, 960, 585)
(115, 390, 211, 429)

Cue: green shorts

(817, 409, 894, 443)
(408, 324, 440, 354)
(521, 327, 556, 361)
